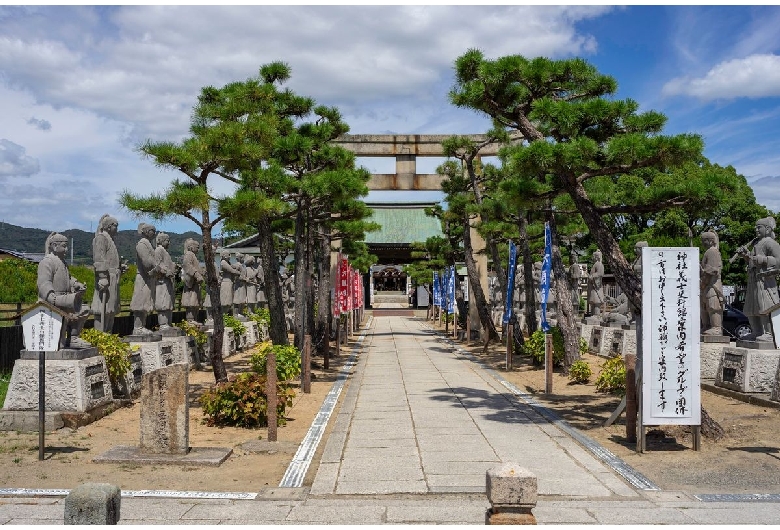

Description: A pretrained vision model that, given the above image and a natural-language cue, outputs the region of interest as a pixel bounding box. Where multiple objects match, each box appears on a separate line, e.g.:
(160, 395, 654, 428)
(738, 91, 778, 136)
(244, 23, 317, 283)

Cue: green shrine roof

(364, 203, 444, 245)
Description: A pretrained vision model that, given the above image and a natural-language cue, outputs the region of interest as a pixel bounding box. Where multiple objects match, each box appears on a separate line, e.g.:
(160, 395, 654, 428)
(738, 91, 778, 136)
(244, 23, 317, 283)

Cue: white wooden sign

(21, 302, 64, 352)
(642, 247, 701, 425)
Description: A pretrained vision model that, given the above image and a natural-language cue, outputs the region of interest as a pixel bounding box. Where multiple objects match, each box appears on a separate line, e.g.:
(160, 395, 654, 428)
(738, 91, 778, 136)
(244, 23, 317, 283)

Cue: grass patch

(0, 372, 11, 408)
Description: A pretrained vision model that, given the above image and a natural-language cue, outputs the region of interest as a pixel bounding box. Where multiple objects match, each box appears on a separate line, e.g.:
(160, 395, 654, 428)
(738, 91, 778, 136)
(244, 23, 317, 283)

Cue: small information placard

(21, 302, 64, 352)
(642, 247, 701, 426)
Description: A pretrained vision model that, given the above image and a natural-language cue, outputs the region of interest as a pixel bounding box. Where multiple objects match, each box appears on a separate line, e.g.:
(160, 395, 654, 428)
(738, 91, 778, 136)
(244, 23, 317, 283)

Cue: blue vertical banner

(503, 241, 517, 325)
(447, 266, 456, 314)
(540, 222, 552, 332)
(433, 271, 440, 307)
(439, 270, 446, 308)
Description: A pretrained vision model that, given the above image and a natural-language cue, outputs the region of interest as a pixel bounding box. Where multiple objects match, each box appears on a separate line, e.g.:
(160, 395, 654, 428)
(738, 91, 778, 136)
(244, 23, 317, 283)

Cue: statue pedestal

(700, 337, 732, 380)
(205, 328, 235, 359)
(715, 346, 780, 393)
(126, 338, 187, 375)
(577, 323, 593, 351)
(244, 321, 259, 348)
(124, 332, 162, 343)
(158, 326, 184, 339)
(599, 326, 624, 357)
(0, 348, 114, 431)
(588, 326, 603, 354)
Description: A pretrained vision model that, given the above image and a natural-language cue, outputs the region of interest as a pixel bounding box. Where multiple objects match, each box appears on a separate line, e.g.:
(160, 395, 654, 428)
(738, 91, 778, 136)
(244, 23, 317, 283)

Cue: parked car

(722, 303, 752, 340)
(730, 288, 745, 312)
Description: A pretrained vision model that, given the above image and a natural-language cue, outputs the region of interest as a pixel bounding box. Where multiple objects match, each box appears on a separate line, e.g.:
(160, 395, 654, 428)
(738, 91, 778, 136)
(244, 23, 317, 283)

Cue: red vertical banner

(333, 254, 341, 317)
(347, 267, 354, 311)
(339, 257, 349, 314)
(352, 269, 360, 310)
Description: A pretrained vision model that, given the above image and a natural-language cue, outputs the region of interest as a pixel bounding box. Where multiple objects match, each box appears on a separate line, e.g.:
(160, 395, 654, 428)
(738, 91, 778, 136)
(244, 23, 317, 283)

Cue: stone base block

(486, 508, 536, 525)
(123, 332, 162, 343)
(599, 327, 625, 357)
(258, 323, 269, 342)
(245, 321, 259, 348)
(736, 340, 777, 350)
(93, 445, 232, 467)
(715, 347, 780, 393)
(206, 328, 237, 358)
(486, 463, 537, 507)
(578, 323, 594, 351)
(702, 334, 730, 344)
(0, 400, 121, 432)
(701, 341, 730, 380)
(64, 482, 120, 525)
(3, 355, 113, 413)
(588, 326, 604, 354)
(129, 339, 187, 375)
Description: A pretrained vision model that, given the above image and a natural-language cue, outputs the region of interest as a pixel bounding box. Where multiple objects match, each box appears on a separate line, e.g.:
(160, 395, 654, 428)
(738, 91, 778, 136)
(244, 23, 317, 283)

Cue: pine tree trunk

(547, 213, 580, 371)
(567, 180, 641, 312)
(463, 215, 499, 343)
(293, 206, 306, 350)
(201, 227, 227, 382)
(258, 215, 288, 346)
(315, 224, 331, 357)
(519, 214, 538, 335)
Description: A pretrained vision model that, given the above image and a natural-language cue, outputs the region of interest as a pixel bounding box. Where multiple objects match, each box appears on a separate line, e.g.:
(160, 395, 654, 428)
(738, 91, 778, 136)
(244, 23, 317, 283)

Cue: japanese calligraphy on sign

(339, 256, 350, 315)
(21, 302, 64, 352)
(642, 247, 701, 425)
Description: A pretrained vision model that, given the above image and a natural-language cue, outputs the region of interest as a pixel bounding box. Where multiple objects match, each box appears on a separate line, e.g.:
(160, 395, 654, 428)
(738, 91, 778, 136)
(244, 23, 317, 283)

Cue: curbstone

(485, 462, 537, 525)
(64, 482, 121, 525)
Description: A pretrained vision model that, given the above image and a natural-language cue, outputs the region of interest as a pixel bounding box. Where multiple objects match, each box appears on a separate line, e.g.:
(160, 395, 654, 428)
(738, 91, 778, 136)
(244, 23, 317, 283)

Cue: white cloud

(27, 117, 51, 131)
(0, 139, 40, 177)
(747, 176, 780, 213)
(0, 5, 613, 231)
(663, 54, 780, 100)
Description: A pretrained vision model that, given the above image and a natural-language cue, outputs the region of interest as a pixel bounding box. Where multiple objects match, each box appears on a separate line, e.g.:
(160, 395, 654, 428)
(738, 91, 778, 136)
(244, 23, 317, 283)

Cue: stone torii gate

(332, 134, 505, 339)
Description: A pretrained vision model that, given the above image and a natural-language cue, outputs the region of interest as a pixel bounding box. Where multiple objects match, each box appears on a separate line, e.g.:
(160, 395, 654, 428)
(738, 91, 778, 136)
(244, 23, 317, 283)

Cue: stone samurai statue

(130, 222, 159, 335)
(699, 231, 724, 336)
(739, 217, 780, 342)
(587, 251, 605, 316)
(38, 232, 90, 348)
(181, 238, 204, 322)
(153, 231, 178, 331)
(91, 214, 124, 333)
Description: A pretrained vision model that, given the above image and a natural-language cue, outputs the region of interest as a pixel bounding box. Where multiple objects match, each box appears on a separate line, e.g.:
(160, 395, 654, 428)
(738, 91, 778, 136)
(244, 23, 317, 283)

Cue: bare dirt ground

(0, 344, 340, 493)
(2, 320, 780, 497)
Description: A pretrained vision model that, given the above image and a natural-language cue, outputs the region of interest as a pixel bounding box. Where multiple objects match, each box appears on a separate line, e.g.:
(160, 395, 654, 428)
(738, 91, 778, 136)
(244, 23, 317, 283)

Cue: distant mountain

(0, 222, 202, 266)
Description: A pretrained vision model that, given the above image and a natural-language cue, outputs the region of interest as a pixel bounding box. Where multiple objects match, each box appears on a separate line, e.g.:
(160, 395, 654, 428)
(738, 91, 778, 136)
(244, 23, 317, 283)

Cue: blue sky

(2, 5, 780, 237)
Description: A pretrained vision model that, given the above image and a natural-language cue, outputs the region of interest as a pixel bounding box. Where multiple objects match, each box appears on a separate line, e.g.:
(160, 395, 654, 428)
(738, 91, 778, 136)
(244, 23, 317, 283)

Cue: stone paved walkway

(4, 314, 780, 524)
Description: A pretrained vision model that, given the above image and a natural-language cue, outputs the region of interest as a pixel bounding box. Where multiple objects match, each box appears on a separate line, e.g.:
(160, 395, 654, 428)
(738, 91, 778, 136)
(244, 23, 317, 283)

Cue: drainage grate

(696, 493, 780, 503)
(0, 488, 257, 500)
(278, 316, 371, 488)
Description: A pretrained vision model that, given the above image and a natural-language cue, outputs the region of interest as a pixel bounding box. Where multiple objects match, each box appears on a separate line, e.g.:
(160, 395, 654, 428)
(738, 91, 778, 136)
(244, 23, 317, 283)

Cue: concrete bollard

(64, 483, 121, 525)
(485, 462, 537, 525)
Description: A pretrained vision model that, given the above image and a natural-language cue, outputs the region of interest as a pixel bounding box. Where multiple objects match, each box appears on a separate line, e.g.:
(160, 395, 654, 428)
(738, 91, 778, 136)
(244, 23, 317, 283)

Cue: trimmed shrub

(595, 356, 627, 396)
(200, 373, 295, 428)
(223, 313, 247, 336)
(568, 359, 592, 384)
(250, 341, 301, 383)
(80, 328, 135, 386)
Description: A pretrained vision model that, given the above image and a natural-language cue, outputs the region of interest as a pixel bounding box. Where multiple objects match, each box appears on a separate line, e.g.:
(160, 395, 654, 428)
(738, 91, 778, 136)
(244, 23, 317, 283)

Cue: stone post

(485, 462, 537, 525)
(139, 364, 189, 455)
(266, 351, 277, 442)
(64, 483, 120, 525)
